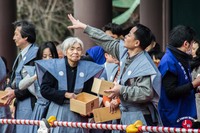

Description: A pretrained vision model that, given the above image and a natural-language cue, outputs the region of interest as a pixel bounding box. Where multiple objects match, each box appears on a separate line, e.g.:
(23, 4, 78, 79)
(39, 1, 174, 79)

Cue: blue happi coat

(0, 57, 14, 133)
(14, 44, 38, 133)
(35, 58, 104, 133)
(118, 50, 162, 127)
(22, 65, 50, 133)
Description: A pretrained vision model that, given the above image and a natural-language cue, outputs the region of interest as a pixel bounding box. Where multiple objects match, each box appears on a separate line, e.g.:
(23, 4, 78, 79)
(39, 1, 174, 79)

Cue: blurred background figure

(52, 41, 64, 59)
(56, 44, 64, 59)
(102, 22, 124, 40)
(146, 34, 164, 67)
(0, 57, 14, 133)
(190, 39, 200, 81)
(83, 46, 106, 65)
(81, 23, 124, 65)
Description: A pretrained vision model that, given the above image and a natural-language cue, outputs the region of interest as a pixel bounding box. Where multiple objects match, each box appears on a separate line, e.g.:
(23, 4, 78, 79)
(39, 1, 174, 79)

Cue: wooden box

(70, 92, 99, 115)
(93, 107, 121, 123)
(91, 78, 114, 96)
(0, 91, 8, 106)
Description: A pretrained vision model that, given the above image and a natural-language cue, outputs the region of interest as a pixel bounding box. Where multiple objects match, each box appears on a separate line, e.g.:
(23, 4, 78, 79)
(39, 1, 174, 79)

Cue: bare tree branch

(17, 0, 73, 44)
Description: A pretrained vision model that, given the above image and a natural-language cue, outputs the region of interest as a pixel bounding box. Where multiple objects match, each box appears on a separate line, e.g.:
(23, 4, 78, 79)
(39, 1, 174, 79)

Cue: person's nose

(73, 49, 78, 53)
(13, 35, 16, 40)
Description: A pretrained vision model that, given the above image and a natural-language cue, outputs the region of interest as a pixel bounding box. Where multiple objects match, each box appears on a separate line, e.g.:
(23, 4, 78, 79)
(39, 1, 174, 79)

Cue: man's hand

(110, 99, 119, 113)
(2, 87, 15, 105)
(104, 82, 121, 99)
(67, 14, 87, 30)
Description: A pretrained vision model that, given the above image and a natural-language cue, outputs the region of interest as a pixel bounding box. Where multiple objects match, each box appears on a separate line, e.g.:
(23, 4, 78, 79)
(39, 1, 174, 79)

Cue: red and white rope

(0, 119, 40, 126)
(0, 119, 127, 131)
(138, 126, 200, 133)
(53, 121, 127, 130)
(0, 119, 200, 133)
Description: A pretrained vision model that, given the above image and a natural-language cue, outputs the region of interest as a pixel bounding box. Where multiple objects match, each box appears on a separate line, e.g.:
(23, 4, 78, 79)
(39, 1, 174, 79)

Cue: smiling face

(65, 43, 83, 66)
(13, 26, 29, 50)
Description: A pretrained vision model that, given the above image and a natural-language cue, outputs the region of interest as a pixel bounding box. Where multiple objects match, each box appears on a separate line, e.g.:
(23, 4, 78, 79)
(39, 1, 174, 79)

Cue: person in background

(0, 57, 14, 133)
(83, 45, 106, 65)
(52, 41, 64, 59)
(158, 25, 200, 127)
(102, 22, 124, 40)
(68, 14, 162, 129)
(190, 39, 200, 81)
(3, 20, 38, 133)
(102, 23, 124, 116)
(56, 43, 64, 58)
(18, 41, 58, 133)
(35, 37, 105, 133)
(89, 23, 124, 133)
(146, 34, 164, 67)
(103, 53, 120, 111)
(82, 23, 124, 65)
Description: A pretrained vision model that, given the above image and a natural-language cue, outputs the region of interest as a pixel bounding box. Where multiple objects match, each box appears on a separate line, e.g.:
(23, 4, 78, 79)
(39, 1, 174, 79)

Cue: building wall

(171, 0, 200, 39)
(73, 0, 112, 52)
(0, 0, 16, 70)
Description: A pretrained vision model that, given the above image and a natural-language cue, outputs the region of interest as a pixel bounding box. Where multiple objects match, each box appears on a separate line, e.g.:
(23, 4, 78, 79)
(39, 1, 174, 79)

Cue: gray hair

(61, 37, 84, 55)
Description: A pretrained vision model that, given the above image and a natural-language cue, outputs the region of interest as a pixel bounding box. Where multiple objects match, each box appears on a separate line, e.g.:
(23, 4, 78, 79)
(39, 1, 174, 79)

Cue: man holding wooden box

(68, 14, 162, 129)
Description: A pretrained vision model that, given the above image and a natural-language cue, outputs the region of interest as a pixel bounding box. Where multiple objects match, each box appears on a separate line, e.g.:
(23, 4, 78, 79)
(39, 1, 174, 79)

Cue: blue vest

(158, 48, 197, 127)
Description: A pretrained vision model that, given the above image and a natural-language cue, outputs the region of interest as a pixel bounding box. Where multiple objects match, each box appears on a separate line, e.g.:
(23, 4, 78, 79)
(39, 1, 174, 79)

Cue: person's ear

(183, 40, 189, 47)
(23, 37, 28, 41)
(104, 53, 109, 58)
(152, 41, 156, 48)
(134, 40, 140, 47)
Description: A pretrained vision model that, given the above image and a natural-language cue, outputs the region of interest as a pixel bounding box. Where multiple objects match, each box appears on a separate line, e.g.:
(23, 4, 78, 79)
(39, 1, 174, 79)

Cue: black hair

(36, 41, 59, 60)
(169, 25, 196, 48)
(134, 24, 153, 50)
(151, 33, 156, 42)
(102, 23, 123, 37)
(52, 41, 60, 46)
(194, 39, 200, 57)
(13, 20, 36, 43)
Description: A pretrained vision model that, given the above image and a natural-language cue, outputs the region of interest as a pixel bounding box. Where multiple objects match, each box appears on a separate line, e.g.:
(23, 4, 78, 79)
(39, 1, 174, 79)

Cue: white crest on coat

(128, 70, 132, 76)
(79, 72, 84, 77)
(110, 76, 113, 81)
(120, 61, 122, 66)
(59, 71, 64, 76)
(23, 56, 26, 61)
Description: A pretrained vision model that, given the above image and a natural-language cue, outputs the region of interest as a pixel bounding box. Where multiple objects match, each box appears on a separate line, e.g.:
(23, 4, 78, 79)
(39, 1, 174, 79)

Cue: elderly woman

(35, 37, 104, 133)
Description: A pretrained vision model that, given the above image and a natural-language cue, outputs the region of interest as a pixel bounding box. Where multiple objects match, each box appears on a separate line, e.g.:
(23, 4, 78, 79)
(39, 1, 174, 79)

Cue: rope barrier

(138, 126, 200, 133)
(0, 119, 127, 131)
(0, 119, 200, 133)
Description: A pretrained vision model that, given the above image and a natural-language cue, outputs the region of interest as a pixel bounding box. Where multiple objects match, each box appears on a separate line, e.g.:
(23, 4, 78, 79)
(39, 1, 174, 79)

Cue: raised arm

(67, 14, 121, 60)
